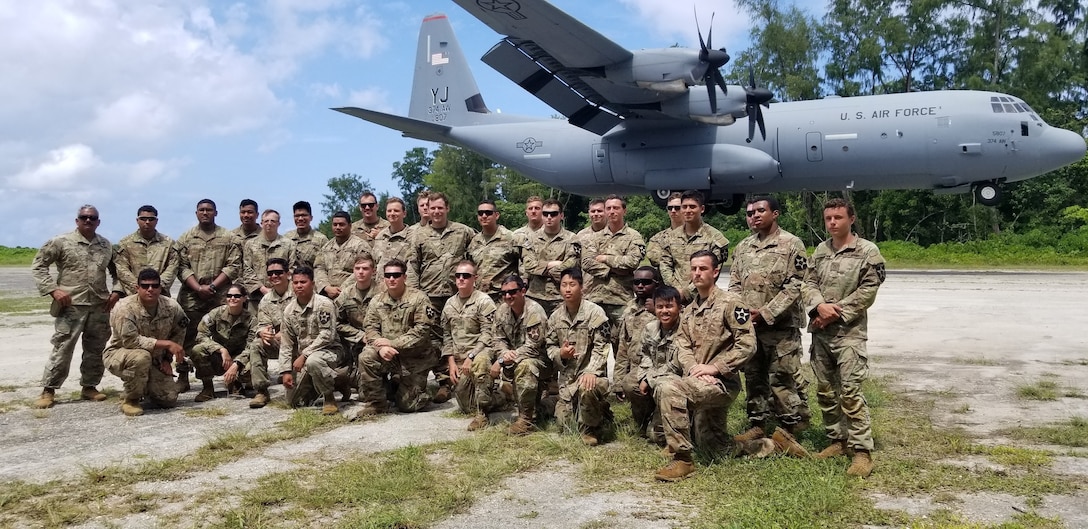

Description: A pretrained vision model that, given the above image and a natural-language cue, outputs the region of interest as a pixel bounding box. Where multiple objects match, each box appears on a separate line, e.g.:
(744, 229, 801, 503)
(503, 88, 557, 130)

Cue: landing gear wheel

(713, 194, 746, 215)
(652, 190, 673, 208)
(974, 182, 1002, 207)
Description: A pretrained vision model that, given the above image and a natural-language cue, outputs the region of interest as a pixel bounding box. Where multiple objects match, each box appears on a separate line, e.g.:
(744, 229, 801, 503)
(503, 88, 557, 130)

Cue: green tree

(391, 147, 433, 224)
(730, 0, 824, 101)
(318, 173, 372, 235)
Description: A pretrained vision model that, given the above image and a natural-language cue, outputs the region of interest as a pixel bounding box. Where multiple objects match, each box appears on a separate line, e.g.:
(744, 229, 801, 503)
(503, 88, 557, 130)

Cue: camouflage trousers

(283, 349, 339, 408)
(810, 332, 874, 451)
(190, 343, 246, 380)
(512, 358, 552, 419)
(620, 372, 659, 439)
(555, 376, 610, 431)
(104, 348, 178, 407)
(43, 304, 109, 389)
(358, 347, 438, 412)
(742, 327, 810, 427)
(248, 342, 279, 391)
(453, 353, 511, 415)
(657, 375, 741, 457)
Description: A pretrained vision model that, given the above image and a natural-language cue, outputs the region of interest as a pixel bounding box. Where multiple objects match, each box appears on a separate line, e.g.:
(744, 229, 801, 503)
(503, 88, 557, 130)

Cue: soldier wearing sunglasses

(114, 204, 178, 297)
(469, 200, 520, 301)
(244, 258, 293, 408)
(352, 191, 389, 244)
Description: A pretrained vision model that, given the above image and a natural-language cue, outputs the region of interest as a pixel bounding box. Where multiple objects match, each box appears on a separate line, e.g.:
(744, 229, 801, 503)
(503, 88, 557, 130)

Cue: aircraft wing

(332, 107, 452, 144)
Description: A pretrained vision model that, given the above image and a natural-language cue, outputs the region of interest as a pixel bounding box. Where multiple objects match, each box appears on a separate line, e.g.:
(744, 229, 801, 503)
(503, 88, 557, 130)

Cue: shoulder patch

(527, 324, 542, 342)
(794, 255, 809, 271)
(874, 262, 886, 283)
(318, 310, 332, 325)
(426, 305, 439, 321)
(733, 307, 751, 325)
(571, 241, 581, 258)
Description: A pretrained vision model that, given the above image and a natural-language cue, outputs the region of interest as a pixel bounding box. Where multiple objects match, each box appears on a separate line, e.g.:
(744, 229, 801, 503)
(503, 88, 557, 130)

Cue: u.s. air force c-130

(335, 0, 1086, 212)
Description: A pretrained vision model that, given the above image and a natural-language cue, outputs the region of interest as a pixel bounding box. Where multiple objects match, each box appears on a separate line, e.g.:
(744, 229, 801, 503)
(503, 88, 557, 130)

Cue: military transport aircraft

(335, 1, 1086, 212)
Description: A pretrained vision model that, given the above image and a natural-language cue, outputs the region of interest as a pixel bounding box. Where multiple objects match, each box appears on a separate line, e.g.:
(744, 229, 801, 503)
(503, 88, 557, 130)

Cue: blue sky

(0, 0, 820, 247)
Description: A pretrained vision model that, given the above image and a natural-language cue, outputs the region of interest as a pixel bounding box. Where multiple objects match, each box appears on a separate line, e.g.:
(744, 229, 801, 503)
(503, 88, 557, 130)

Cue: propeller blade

(712, 68, 728, 97)
(706, 13, 715, 50)
(707, 81, 717, 114)
(695, 8, 707, 56)
(747, 104, 756, 141)
(756, 106, 766, 140)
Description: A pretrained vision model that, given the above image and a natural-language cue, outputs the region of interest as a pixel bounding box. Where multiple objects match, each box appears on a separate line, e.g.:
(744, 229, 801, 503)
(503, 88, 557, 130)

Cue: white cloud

(347, 87, 393, 112)
(9, 144, 103, 191)
(309, 82, 343, 99)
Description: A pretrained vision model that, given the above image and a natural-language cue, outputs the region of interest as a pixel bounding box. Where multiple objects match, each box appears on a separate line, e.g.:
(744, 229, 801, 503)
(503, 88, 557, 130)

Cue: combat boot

(34, 388, 56, 409)
(847, 450, 874, 477)
(354, 401, 389, 418)
(771, 429, 811, 458)
(249, 390, 270, 409)
(120, 399, 144, 417)
(816, 439, 850, 459)
(654, 456, 696, 482)
(580, 427, 600, 447)
(735, 438, 776, 458)
(175, 363, 191, 393)
(321, 393, 339, 416)
(432, 385, 452, 404)
(467, 413, 489, 431)
(194, 379, 215, 402)
(508, 409, 536, 435)
(334, 375, 353, 403)
(733, 422, 766, 442)
(81, 386, 108, 401)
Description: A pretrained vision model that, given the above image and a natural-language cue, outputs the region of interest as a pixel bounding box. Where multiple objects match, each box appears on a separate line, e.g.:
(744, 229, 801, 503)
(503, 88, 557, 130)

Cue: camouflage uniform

(408, 221, 475, 303)
(547, 300, 611, 432)
(580, 225, 645, 327)
(284, 229, 328, 269)
(334, 281, 379, 359)
(493, 298, 551, 418)
(373, 225, 413, 275)
(802, 235, 885, 452)
(314, 236, 372, 296)
(522, 228, 580, 315)
(575, 226, 603, 294)
(278, 295, 342, 407)
(357, 287, 438, 412)
(240, 235, 298, 296)
(176, 225, 243, 350)
(660, 224, 730, 298)
(644, 227, 671, 272)
(32, 230, 118, 389)
(728, 227, 810, 429)
(231, 225, 261, 244)
(244, 288, 293, 391)
(114, 231, 179, 296)
(352, 217, 390, 245)
(468, 226, 521, 299)
(635, 319, 683, 442)
(442, 290, 505, 414)
(103, 295, 187, 406)
(191, 305, 255, 381)
(659, 287, 756, 457)
(615, 298, 657, 429)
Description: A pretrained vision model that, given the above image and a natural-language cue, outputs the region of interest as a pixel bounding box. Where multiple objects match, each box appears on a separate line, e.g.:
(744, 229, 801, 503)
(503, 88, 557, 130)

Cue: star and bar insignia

(318, 310, 332, 325)
(795, 255, 808, 271)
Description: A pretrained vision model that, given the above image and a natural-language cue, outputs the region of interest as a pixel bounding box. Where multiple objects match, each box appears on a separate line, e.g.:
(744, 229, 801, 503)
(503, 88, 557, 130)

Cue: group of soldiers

(30, 190, 884, 482)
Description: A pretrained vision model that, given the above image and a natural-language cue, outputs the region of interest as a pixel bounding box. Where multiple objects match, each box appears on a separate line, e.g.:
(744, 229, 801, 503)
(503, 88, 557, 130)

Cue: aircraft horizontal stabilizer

(333, 107, 451, 143)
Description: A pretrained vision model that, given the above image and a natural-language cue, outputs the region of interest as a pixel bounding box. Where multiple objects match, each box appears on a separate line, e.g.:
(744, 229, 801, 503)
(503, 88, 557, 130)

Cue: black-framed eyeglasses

(632, 279, 657, 286)
(384, 272, 404, 279)
(266, 269, 286, 277)
(137, 216, 157, 222)
(359, 202, 378, 209)
(78, 215, 99, 222)
(454, 272, 474, 279)
(137, 283, 161, 290)
(500, 288, 521, 297)
(541, 210, 560, 217)
(224, 293, 245, 299)
(477, 210, 496, 216)
(746, 207, 768, 217)
(666, 206, 681, 212)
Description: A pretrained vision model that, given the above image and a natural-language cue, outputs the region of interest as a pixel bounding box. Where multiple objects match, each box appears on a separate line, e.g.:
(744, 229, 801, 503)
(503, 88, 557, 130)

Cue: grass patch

(184, 406, 229, 418)
(0, 247, 36, 266)
(0, 294, 49, 314)
(1017, 380, 1060, 401)
(1005, 417, 1088, 448)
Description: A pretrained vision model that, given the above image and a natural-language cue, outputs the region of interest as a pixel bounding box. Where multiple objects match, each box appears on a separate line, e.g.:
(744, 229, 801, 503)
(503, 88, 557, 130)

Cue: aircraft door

(806, 132, 823, 162)
(592, 143, 613, 183)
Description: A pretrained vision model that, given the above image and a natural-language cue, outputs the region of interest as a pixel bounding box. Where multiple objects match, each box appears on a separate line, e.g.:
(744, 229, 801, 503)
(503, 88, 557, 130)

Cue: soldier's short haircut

(748, 195, 781, 212)
(478, 199, 497, 208)
(78, 204, 99, 214)
(526, 195, 543, 205)
(668, 192, 684, 201)
(353, 253, 375, 266)
(604, 194, 627, 208)
(197, 199, 216, 210)
(560, 267, 583, 285)
(266, 257, 289, 270)
(690, 249, 719, 268)
(501, 274, 527, 290)
(823, 197, 855, 217)
(653, 285, 682, 305)
(681, 190, 705, 206)
(292, 201, 312, 215)
(387, 197, 405, 208)
(332, 211, 352, 223)
(542, 198, 562, 210)
(359, 191, 376, 201)
(428, 192, 450, 206)
(417, 190, 431, 203)
(137, 268, 161, 283)
(588, 198, 606, 207)
(634, 265, 662, 283)
(239, 199, 258, 211)
(455, 259, 476, 272)
(291, 266, 315, 280)
(383, 258, 407, 274)
(137, 205, 158, 216)
(261, 209, 280, 220)
(227, 282, 248, 297)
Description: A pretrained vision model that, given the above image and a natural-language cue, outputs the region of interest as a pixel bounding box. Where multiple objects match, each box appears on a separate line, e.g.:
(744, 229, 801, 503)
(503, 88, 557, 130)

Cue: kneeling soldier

(278, 266, 342, 415)
(190, 283, 254, 401)
(442, 260, 506, 430)
(492, 275, 551, 435)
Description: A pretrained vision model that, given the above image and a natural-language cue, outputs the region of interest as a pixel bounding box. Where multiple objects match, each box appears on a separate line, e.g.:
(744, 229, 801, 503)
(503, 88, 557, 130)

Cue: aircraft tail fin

(408, 14, 490, 126)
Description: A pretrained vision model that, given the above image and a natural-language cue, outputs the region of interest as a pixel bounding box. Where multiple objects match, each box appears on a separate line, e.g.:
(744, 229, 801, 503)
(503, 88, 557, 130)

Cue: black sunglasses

(454, 272, 474, 279)
(541, 210, 560, 217)
(266, 269, 286, 277)
(137, 283, 161, 290)
(632, 279, 657, 286)
(224, 293, 245, 299)
(384, 272, 405, 279)
(359, 202, 378, 208)
(500, 288, 521, 297)
(477, 210, 496, 216)
(666, 206, 681, 212)
(78, 215, 99, 222)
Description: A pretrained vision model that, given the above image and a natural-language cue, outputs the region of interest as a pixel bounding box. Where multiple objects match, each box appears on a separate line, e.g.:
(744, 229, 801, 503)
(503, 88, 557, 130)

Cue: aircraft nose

(1042, 127, 1086, 172)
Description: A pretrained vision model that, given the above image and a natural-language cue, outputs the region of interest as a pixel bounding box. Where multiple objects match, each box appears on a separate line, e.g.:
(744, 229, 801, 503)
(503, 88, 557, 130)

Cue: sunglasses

(477, 210, 496, 216)
(137, 216, 157, 222)
(746, 207, 768, 217)
(224, 293, 245, 299)
(78, 215, 99, 222)
(541, 210, 560, 217)
(359, 202, 378, 209)
(266, 269, 286, 277)
(137, 283, 161, 290)
(500, 288, 522, 297)
(666, 206, 681, 212)
(384, 272, 405, 279)
(632, 279, 657, 286)
(454, 272, 474, 279)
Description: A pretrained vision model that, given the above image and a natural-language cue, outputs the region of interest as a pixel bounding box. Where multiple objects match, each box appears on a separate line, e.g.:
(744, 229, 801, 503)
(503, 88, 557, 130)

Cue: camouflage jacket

(492, 298, 549, 364)
(546, 300, 610, 386)
(408, 221, 475, 297)
(676, 287, 755, 379)
(114, 231, 178, 296)
(32, 230, 117, 305)
(468, 226, 521, 296)
(522, 229, 580, 302)
(278, 295, 342, 374)
(104, 295, 187, 360)
(441, 290, 496, 361)
(801, 235, 885, 339)
(580, 224, 646, 306)
(727, 227, 807, 330)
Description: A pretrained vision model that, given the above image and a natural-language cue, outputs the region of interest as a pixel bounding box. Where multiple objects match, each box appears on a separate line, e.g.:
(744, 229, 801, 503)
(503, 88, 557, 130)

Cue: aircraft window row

(990, 97, 1035, 115)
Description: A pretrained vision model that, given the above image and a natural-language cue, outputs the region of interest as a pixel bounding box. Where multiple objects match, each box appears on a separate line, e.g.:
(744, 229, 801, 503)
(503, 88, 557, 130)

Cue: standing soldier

(175, 199, 243, 393)
(356, 259, 438, 416)
(190, 283, 254, 401)
(469, 199, 521, 300)
(413, 191, 432, 232)
(522, 198, 580, 315)
(103, 269, 187, 416)
(614, 266, 660, 435)
(547, 268, 611, 446)
(511, 195, 544, 242)
(802, 198, 885, 478)
(441, 261, 501, 430)
(285, 201, 328, 269)
(114, 205, 179, 297)
(728, 196, 811, 443)
(241, 209, 297, 310)
(31, 204, 120, 408)
(352, 191, 390, 244)
(645, 192, 683, 271)
(278, 266, 343, 415)
(232, 199, 261, 242)
(373, 198, 413, 273)
(245, 258, 293, 408)
(575, 198, 606, 295)
(492, 275, 551, 435)
(659, 190, 730, 300)
(581, 194, 646, 336)
(314, 211, 372, 300)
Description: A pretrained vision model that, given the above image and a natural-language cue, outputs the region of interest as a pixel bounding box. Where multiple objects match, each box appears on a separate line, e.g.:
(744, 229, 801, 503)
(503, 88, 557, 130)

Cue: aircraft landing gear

(973, 181, 1002, 206)
(711, 194, 745, 215)
(651, 189, 674, 208)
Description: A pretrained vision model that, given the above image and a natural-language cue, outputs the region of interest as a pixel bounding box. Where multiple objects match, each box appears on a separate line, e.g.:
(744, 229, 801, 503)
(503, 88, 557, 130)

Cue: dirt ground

(1, 267, 1086, 527)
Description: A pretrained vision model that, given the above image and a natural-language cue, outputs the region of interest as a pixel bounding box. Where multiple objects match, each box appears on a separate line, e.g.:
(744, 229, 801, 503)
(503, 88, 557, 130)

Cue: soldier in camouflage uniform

(103, 269, 187, 416)
(469, 200, 521, 300)
(547, 268, 611, 446)
(175, 199, 243, 393)
(802, 198, 885, 478)
(645, 192, 683, 272)
(511, 195, 544, 243)
(614, 266, 660, 435)
(728, 196, 811, 441)
(373, 198, 413, 274)
(330, 253, 380, 401)
(492, 275, 551, 435)
(231, 199, 261, 242)
(580, 195, 646, 334)
(574, 198, 606, 295)
(634, 285, 684, 446)
(522, 199, 580, 316)
(285, 201, 328, 270)
(352, 191, 390, 244)
(191, 283, 255, 401)
(114, 205, 179, 297)
(441, 261, 506, 430)
(659, 190, 730, 300)
(413, 191, 431, 232)
(245, 258, 293, 408)
(356, 259, 439, 415)
(241, 210, 298, 310)
(314, 211, 372, 300)
(278, 266, 342, 416)
(32, 205, 121, 408)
